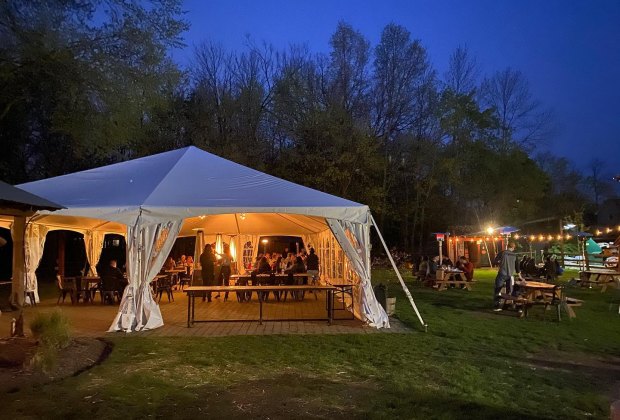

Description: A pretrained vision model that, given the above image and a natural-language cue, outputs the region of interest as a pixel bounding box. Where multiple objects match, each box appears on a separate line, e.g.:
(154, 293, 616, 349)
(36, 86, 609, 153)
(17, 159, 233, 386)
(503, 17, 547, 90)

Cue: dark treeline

(1, 1, 614, 252)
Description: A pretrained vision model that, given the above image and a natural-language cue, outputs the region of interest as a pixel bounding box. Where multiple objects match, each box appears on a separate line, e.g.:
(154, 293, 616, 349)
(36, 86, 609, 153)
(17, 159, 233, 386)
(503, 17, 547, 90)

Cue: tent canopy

(0, 180, 64, 212)
(18, 146, 369, 227)
(10, 146, 399, 331)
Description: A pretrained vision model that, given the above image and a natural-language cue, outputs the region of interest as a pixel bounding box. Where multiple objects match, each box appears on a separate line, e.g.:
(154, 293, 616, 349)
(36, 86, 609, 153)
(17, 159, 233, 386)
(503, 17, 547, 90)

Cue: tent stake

(370, 215, 427, 331)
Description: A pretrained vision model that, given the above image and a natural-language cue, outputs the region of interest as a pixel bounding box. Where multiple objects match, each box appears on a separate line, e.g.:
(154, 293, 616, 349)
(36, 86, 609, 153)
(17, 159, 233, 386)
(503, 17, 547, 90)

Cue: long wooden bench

(184, 285, 337, 327)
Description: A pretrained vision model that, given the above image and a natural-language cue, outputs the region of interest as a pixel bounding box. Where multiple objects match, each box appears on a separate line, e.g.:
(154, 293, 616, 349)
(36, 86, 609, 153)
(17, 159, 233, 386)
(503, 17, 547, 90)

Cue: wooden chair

(100, 275, 120, 305)
(156, 275, 174, 303)
(56, 275, 74, 304)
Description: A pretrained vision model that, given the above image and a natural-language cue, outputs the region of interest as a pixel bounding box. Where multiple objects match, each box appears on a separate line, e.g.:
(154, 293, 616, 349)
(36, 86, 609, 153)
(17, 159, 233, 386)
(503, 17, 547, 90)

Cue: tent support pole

(370, 215, 427, 332)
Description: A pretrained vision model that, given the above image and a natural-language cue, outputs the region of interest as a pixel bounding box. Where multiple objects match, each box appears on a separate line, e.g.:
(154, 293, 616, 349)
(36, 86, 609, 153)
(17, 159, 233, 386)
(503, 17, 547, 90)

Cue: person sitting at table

(417, 256, 430, 281)
(458, 256, 474, 281)
(256, 256, 272, 274)
(185, 255, 194, 274)
(178, 254, 187, 268)
(253, 253, 263, 270)
(101, 259, 127, 302)
(441, 256, 453, 267)
(200, 244, 216, 302)
(429, 256, 439, 276)
(163, 256, 175, 271)
(286, 256, 307, 299)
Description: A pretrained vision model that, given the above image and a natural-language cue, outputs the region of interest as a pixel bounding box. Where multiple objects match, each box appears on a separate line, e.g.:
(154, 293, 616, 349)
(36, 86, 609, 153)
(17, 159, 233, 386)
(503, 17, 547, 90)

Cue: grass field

(2, 268, 619, 419)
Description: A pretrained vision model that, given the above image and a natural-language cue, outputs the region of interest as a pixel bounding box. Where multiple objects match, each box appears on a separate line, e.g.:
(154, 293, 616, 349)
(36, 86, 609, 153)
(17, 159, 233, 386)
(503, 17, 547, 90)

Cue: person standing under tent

(493, 242, 523, 311)
(200, 244, 216, 302)
(217, 244, 233, 301)
(306, 248, 320, 285)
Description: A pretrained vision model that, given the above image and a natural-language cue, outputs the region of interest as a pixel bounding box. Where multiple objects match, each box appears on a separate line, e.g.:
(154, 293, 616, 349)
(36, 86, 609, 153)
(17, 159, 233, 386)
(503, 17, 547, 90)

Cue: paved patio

(0, 289, 411, 338)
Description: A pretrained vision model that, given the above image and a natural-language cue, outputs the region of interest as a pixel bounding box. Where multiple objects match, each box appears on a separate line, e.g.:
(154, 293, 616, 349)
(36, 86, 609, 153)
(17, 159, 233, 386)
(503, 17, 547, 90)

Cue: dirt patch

(524, 350, 620, 408)
(0, 337, 112, 394)
(173, 372, 379, 419)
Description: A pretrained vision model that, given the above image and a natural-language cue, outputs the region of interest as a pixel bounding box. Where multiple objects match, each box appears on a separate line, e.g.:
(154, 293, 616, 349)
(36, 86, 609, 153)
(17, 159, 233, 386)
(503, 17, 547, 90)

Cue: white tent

(14, 146, 425, 332)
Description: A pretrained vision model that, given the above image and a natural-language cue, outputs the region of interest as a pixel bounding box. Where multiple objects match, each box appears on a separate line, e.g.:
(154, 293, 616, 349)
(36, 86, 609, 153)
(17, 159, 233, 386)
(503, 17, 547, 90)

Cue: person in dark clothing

(286, 256, 307, 300)
(306, 248, 319, 285)
(493, 242, 523, 311)
(458, 256, 474, 281)
(256, 256, 272, 274)
(101, 259, 127, 302)
(200, 244, 216, 302)
(429, 256, 439, 276)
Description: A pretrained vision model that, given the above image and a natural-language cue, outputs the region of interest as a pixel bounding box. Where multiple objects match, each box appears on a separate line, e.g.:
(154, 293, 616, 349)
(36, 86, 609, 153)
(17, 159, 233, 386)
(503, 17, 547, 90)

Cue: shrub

(29, 311, 71, 372)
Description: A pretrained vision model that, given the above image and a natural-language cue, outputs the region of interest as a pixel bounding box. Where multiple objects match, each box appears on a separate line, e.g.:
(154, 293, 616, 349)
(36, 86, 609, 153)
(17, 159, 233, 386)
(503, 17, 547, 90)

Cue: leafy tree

(0, 0, 188, 182)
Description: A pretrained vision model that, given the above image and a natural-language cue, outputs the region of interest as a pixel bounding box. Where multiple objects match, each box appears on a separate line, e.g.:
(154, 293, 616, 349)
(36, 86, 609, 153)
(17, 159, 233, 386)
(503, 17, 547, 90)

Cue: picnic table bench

(500, 279, 583, 320)
(578, 269, 620, 293)
(432, 269, 476, 291)
(184, 285, 337, 327)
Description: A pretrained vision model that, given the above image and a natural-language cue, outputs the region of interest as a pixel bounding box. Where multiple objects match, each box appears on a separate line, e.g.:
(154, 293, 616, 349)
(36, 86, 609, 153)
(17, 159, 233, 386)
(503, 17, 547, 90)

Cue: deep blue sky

(174, 0, 620, 174)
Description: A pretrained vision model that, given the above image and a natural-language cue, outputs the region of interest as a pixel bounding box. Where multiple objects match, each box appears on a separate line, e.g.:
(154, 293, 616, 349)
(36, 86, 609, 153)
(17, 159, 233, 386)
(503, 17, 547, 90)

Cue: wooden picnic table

(433, 269, 476, 291)
(184, 285, 336, 327)
(579, 269, 620, 292)
(505, 279, 582, 320)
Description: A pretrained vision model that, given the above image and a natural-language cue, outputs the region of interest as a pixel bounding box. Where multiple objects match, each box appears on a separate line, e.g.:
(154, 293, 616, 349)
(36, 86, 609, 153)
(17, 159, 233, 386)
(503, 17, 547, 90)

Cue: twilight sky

(174, 0, 620, 174)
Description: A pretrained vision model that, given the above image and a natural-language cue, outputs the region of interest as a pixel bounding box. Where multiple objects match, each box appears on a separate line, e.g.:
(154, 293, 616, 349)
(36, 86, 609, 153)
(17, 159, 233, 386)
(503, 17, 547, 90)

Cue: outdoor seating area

(577, 268, 620, 292)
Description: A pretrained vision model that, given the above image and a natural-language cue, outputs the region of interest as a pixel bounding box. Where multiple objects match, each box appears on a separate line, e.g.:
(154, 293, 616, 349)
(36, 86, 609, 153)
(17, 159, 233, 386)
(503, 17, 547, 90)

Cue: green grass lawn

(3, 269, 620, 419)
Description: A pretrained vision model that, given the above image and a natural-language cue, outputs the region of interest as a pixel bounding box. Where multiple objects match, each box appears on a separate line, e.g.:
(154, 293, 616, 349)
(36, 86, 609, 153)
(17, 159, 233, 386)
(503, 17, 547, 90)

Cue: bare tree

(480, 68, 552, 151)
(371, 23, 434, 142)
(328, 21, 370, 119)
(444, 45, 479, 95)
(584, 158, 615, 212)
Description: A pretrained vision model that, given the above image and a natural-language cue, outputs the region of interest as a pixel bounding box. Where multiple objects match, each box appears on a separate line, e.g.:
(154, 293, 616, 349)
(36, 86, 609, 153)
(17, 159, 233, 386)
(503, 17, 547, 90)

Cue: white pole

(370, 215, 427, 331)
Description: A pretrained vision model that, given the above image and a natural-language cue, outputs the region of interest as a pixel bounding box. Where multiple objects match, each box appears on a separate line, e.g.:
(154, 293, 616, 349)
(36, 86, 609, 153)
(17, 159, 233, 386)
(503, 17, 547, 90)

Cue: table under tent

(11, 146, 425, 332)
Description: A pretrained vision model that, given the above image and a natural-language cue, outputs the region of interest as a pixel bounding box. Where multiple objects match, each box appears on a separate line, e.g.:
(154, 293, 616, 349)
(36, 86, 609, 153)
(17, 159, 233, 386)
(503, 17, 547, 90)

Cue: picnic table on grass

(500, 279, 583, 320)
(578, 269, 620, 292)
(433, 268, 476, 291)
(184, 285, 337, 327)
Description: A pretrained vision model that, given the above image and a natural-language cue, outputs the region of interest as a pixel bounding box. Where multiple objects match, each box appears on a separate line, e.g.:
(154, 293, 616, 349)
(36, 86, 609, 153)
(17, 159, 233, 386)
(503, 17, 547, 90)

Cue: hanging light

(538, 235, 544, 241)
(565, 234, 571, 240)
(529, 235, 535, 241)
(239, 213, 246, 220)
(556, 235, 562, 240)
(606, 227, 612, 233)
(595, 230, 602, 236)
(514, 234, 520, 239)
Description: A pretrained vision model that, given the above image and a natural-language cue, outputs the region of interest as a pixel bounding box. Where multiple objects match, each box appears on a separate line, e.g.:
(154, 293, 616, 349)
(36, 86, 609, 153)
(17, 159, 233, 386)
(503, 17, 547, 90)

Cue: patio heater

(262, 238, 268, 254)
(229, 235, 237, 272)
(215, 233, 223, 259)
(192, 229, 205, 282)
(433, 233, 445, 263)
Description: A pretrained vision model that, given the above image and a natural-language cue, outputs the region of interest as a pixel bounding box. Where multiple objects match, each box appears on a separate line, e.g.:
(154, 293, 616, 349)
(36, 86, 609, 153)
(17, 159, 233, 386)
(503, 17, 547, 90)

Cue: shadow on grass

(55, 373, 556, 420)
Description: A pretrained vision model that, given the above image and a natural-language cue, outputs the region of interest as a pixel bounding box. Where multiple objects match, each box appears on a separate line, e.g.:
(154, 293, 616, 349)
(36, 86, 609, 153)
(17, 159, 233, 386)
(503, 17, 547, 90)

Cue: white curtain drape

(108, 217, 183, 332)
(22, 223, 49, 305)
(84, 230, 105, 275)
(327, 218, 389, 328)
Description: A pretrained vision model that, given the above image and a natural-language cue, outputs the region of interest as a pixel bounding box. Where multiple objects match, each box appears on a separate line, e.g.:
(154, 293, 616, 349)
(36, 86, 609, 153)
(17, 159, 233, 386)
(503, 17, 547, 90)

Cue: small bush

(29, 311, 71, 372)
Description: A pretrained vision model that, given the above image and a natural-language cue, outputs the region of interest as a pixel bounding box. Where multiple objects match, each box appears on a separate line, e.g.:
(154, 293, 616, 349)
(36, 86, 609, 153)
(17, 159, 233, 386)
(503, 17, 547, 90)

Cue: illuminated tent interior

(5, 147, 425, 332)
